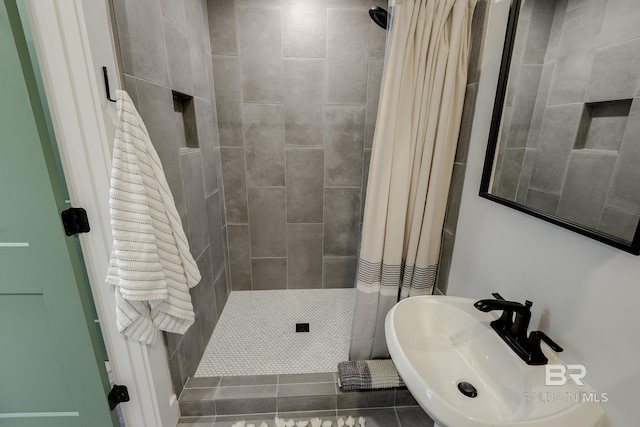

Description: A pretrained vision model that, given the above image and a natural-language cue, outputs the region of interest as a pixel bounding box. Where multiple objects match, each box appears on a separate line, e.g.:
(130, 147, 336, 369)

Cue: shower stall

(111, 0, 388, 394)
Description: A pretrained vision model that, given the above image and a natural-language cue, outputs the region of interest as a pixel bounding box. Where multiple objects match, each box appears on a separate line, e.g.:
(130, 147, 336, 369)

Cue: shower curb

(178, 373, 418, 417)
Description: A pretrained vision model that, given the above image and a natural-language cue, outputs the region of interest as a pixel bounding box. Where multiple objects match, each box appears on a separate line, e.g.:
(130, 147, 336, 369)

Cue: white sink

(385, 296, 604, 427)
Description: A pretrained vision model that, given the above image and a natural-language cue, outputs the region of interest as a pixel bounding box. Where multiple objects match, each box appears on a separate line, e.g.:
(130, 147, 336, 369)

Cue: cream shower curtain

(350, 0, 477, 359)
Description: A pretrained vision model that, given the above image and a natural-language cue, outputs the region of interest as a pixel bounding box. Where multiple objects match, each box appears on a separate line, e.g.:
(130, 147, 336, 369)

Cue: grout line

(284, 145, 325, 150)
(324, 185, 362, 190)
(393, 406, 403, 427)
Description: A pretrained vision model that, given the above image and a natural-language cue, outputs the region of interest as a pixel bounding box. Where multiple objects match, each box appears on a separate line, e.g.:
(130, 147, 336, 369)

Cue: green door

(0, 1, 118, 426)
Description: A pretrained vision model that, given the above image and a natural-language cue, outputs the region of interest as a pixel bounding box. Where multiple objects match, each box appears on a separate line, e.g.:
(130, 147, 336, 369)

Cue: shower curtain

(350, 0, 477, 359)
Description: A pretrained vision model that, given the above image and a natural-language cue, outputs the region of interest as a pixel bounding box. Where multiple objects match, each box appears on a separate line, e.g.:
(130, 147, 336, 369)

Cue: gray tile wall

(209, 0, 386, 290)
(492, 0, 640, 242)
(112, 0, 231, 396)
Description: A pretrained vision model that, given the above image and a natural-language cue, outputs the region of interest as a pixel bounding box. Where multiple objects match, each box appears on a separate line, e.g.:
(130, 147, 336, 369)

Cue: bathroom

(2, 0, 639, 426)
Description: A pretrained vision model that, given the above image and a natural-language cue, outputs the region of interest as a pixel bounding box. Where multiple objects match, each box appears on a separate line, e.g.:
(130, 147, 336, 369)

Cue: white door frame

(21, 1, 179, 426)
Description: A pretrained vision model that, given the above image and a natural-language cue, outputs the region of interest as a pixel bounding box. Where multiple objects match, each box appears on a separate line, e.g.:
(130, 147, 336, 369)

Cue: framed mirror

(480, 0, 640, 255)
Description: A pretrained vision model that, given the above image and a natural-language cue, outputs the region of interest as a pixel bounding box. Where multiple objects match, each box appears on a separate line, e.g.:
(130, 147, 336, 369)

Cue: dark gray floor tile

(179, 400, 216, 417)
(277, 410, 338, 425)
(216, 397, 277, 416)
(180, 387, 217, 401)
(395, 389, 418, 407)
(215, 385, 277, 400)
(337, 408, 400, 427)
(279, 372, 336, 384)
(215, 385, 277, 415)
(185, 377, 221, 389)
(178, 415, 216, 426)
(213, 413, 276, 427)
(337, 389, 395, 409)
(395, 406, 434, 427)
(277, 395, 337, 413)
(220, 374, 278, 386)
(278, 382, 337, 397)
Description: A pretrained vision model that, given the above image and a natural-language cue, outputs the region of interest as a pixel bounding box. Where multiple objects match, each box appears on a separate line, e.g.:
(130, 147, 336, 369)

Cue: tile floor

(195, 289, 356, 377)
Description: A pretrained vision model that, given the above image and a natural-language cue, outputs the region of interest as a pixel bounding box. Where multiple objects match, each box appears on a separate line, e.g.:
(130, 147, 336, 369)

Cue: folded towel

(106, 90, 201, 344)
(337, 360, 405, 391)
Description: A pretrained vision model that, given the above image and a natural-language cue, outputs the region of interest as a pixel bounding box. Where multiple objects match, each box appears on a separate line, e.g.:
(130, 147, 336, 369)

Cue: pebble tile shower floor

(195, 289, 356, 377)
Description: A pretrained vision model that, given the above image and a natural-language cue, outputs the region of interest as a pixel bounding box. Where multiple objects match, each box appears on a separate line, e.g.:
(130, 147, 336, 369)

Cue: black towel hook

(102, 66, 117, 103)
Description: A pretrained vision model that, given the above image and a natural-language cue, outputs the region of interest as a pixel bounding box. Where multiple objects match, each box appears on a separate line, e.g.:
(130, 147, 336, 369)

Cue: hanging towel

(106, 90, 201, 344)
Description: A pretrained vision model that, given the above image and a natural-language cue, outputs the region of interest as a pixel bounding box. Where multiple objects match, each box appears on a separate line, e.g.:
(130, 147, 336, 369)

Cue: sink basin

(385, 296, 604, 427)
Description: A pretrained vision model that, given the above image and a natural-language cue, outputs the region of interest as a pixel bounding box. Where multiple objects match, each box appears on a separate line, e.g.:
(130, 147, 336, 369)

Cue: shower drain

(296, 322, 310, 332)
(457, 381, 478, 398)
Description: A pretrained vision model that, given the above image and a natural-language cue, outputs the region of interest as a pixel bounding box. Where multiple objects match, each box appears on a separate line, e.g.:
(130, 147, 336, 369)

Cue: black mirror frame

(479, 0, 640, 256)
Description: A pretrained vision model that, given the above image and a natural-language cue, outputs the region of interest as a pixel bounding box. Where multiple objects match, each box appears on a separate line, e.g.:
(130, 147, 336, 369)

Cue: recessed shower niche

(172, 90, 199, 149)
(575, 99, 632, 152)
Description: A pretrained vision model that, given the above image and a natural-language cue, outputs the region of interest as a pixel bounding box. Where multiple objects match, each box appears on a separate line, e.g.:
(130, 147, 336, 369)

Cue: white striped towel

(106, 90, 201, 344)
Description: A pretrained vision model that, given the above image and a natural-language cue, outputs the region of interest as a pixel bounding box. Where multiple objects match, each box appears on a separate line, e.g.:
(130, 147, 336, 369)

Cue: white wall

(448, 1, 640, 426)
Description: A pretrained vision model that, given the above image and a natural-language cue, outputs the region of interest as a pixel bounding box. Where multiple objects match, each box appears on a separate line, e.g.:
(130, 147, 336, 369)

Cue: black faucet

(474, 293, 563, 365)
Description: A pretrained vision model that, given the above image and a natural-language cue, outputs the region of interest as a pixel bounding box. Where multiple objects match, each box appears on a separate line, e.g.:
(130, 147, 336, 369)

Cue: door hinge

(108, 384, 130, 410)
(60, 207, 90, 236)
